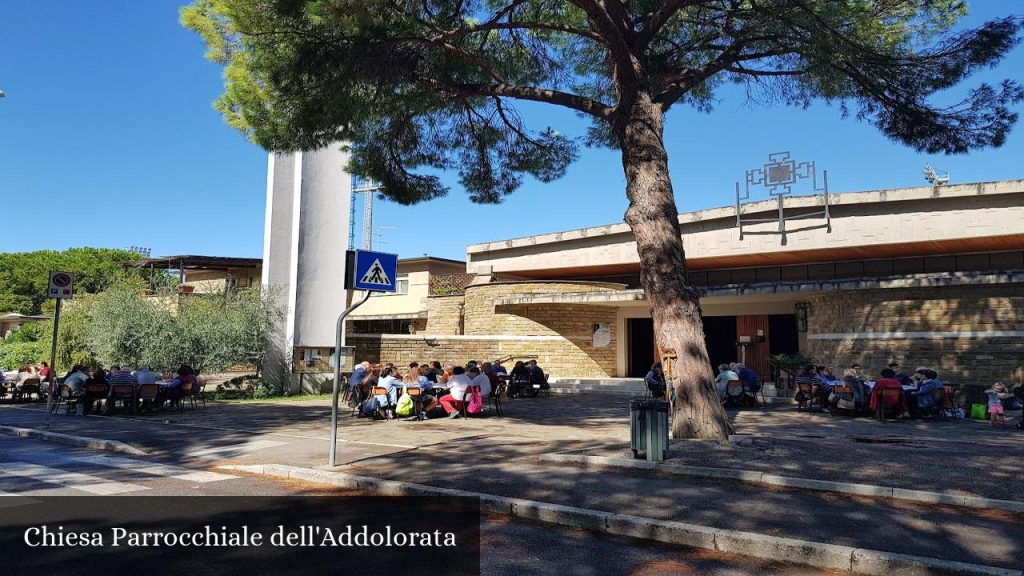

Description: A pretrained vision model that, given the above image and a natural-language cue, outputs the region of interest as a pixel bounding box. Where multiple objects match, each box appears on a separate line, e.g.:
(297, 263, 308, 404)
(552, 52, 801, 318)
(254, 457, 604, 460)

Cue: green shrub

(0, 340, 48, 369)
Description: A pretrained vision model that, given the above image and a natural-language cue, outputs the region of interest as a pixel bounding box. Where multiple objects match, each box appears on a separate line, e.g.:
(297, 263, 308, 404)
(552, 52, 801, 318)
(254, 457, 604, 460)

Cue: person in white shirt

(468, 365, 491, 396)
(439, 366, 473, 418)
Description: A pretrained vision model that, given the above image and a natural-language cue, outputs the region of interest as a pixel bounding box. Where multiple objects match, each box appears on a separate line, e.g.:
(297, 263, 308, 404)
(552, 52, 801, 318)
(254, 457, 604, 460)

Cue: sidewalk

(2, 396, 1021, 571)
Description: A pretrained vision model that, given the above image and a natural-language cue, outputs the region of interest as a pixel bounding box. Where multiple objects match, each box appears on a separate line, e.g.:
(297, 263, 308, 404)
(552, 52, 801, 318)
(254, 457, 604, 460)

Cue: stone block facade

(804, 283, 1024, 384)
(425, 295, 463, 334)
(352, 282, 624, 377)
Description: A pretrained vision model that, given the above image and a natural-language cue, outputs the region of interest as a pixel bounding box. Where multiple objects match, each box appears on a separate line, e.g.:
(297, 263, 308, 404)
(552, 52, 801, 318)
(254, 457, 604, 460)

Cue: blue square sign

(349, 250, 399, 292)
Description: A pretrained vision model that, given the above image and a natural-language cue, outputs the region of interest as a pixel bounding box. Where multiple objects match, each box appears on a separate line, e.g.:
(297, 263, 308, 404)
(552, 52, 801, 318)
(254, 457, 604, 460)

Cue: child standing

(984, 383, 1012, 428)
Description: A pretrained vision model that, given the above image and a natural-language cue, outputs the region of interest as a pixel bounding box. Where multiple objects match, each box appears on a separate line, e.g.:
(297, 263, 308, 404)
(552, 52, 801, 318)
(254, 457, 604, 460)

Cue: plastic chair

(724, 380, 745, 408)
(371, 386, 393, 418)
(490, 380, 505, 416)
(405, 386, 424, 420)
(941, 385, 957, 415)
(460, 385, 484, 418)
(50, 383, 74, 414)
(752, 377, 767, 407)
(875, 388, 905, 420)
(509, 374, 533, 398)
(108, 384, 136, 415)
(189, 382, 206, 409)
(830, 384, 859, 416)
(15, 377, 42, 402)
(85, 382, 109, 413)
(137, 384, 160, 413)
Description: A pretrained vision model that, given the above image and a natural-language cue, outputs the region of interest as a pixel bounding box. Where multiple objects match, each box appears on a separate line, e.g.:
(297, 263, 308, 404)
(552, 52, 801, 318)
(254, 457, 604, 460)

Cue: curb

(0, 425, 148, 456)
(539, 453, 1024, 514)
(221, 463, 1021, 576)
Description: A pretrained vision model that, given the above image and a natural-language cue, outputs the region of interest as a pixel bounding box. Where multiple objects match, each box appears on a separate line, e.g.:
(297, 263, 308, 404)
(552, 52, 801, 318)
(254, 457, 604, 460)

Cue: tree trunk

(618, 93, 734, 440)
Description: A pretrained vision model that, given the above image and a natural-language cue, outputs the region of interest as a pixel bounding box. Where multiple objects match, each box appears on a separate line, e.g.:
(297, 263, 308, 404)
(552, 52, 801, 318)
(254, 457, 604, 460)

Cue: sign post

(45, 271, 74, 422)
(329, 250, 398, 466)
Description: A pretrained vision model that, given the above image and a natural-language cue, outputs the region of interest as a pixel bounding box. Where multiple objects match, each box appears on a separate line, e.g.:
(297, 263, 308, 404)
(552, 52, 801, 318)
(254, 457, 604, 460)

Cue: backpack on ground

(467, 386, 483, 414)
(395, 386, 415, 417)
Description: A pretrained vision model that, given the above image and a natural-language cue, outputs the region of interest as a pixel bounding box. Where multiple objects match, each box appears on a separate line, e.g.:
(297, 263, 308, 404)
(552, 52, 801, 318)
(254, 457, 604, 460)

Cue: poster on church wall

(592, 323, 611, 348)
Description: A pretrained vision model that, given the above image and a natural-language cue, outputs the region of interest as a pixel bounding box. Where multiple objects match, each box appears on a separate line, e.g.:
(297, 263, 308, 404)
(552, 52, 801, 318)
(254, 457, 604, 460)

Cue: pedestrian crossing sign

(346, 249, 399, 292)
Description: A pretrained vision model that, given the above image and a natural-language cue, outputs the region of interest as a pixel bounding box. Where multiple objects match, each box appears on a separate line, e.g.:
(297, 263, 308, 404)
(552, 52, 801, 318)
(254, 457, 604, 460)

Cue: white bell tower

(261, 144, 353, 387)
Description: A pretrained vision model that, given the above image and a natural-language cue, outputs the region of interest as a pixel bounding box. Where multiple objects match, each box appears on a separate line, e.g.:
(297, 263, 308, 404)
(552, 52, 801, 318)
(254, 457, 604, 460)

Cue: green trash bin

(630, 399, 669, 462)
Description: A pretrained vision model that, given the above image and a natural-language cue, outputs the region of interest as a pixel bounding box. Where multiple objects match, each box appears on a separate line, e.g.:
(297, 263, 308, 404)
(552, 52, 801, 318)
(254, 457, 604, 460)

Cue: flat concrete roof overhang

(493, 270, 1024, 307)
(468, 179, 1024, 278)
(350, 311, 428, 321)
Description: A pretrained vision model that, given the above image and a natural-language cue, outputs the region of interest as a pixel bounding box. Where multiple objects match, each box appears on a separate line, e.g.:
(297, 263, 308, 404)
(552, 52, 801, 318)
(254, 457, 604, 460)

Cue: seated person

(814, 366, 837, 388)
(14, 365, 36, 391)
(134, 365, 157, 385)
(108, 365, 138, 386)
(909, 367, 930, 389)
(715, 363, 739, 401)
(438, 363, 455, 385)
(468, 365, 491, 396)
(375, 367, 401, 407)
(507, 361, 530, 397)
(888, 362, 912, 386)
(869, 368, 909, 417)
(416, 365, 436, 393)
(439, 366, 473, 418)
(350, 367, 379, 407)
(350, 361, 370, 391)
(736, 363, 759, 394)
(64, 366, 91, 415)
(836, 369, 866, 411)
(526, 360, 549, 389)
(164, 366, 194, 390)
(480, 362, 500, 395)
(794, 364, 817, 402)
(645, 362, 666, 398)
(813, 366, 836, 404)
(912, 369, 943, 413)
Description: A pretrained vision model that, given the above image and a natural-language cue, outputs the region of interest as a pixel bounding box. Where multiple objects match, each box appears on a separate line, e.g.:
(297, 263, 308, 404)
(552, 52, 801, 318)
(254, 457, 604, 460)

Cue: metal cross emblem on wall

(736, 152, 832, 245)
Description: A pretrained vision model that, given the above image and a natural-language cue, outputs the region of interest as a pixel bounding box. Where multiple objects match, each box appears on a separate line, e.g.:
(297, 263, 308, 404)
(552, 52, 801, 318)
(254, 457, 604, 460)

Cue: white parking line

(72, 455, 237, 483)
(184, 439, 287, 459)
(0, 462, 148, 495)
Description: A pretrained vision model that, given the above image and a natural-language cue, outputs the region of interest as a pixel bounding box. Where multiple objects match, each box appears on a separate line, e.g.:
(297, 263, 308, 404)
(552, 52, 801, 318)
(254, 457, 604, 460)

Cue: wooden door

(736, 315, 770, 378)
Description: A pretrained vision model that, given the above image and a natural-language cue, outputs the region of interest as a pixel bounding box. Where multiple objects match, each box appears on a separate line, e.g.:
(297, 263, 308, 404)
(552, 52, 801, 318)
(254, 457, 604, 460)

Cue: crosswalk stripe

(184, 440, 287, 459)
(0, 462, 148, 495)
(72, 455, 237, 483)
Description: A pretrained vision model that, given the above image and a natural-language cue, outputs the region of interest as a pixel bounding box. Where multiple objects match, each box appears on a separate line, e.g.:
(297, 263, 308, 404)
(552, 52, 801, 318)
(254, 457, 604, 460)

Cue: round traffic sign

(51, 273, 72, 287)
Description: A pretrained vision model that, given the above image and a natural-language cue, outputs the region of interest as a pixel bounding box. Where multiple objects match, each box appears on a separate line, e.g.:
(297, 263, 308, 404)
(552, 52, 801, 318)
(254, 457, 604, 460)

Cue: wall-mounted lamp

(795, 302, 808, 332)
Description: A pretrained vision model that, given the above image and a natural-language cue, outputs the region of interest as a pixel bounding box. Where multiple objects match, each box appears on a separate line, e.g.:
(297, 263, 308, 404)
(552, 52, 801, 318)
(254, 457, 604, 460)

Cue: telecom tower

(350, 177, 383, 249)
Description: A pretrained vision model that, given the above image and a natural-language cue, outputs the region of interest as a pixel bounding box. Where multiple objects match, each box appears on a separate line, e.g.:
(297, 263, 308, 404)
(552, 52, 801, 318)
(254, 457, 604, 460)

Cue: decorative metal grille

(429, 273, 477, 296)
(735, 152, 831, 245)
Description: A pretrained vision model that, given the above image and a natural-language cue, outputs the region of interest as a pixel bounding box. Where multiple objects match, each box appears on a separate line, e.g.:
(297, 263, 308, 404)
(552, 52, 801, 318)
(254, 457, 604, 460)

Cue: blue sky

(1, 1, 1022, 262)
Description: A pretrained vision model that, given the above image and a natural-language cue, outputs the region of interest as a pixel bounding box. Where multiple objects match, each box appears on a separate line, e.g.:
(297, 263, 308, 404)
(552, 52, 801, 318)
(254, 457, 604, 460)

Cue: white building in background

(261, 144, 353, 388)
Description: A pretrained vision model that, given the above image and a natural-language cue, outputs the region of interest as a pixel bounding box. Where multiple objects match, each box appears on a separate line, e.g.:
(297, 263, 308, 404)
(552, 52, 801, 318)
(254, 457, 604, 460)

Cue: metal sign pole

(329, 290, 373, 467)
(44, 298, 62, 425)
